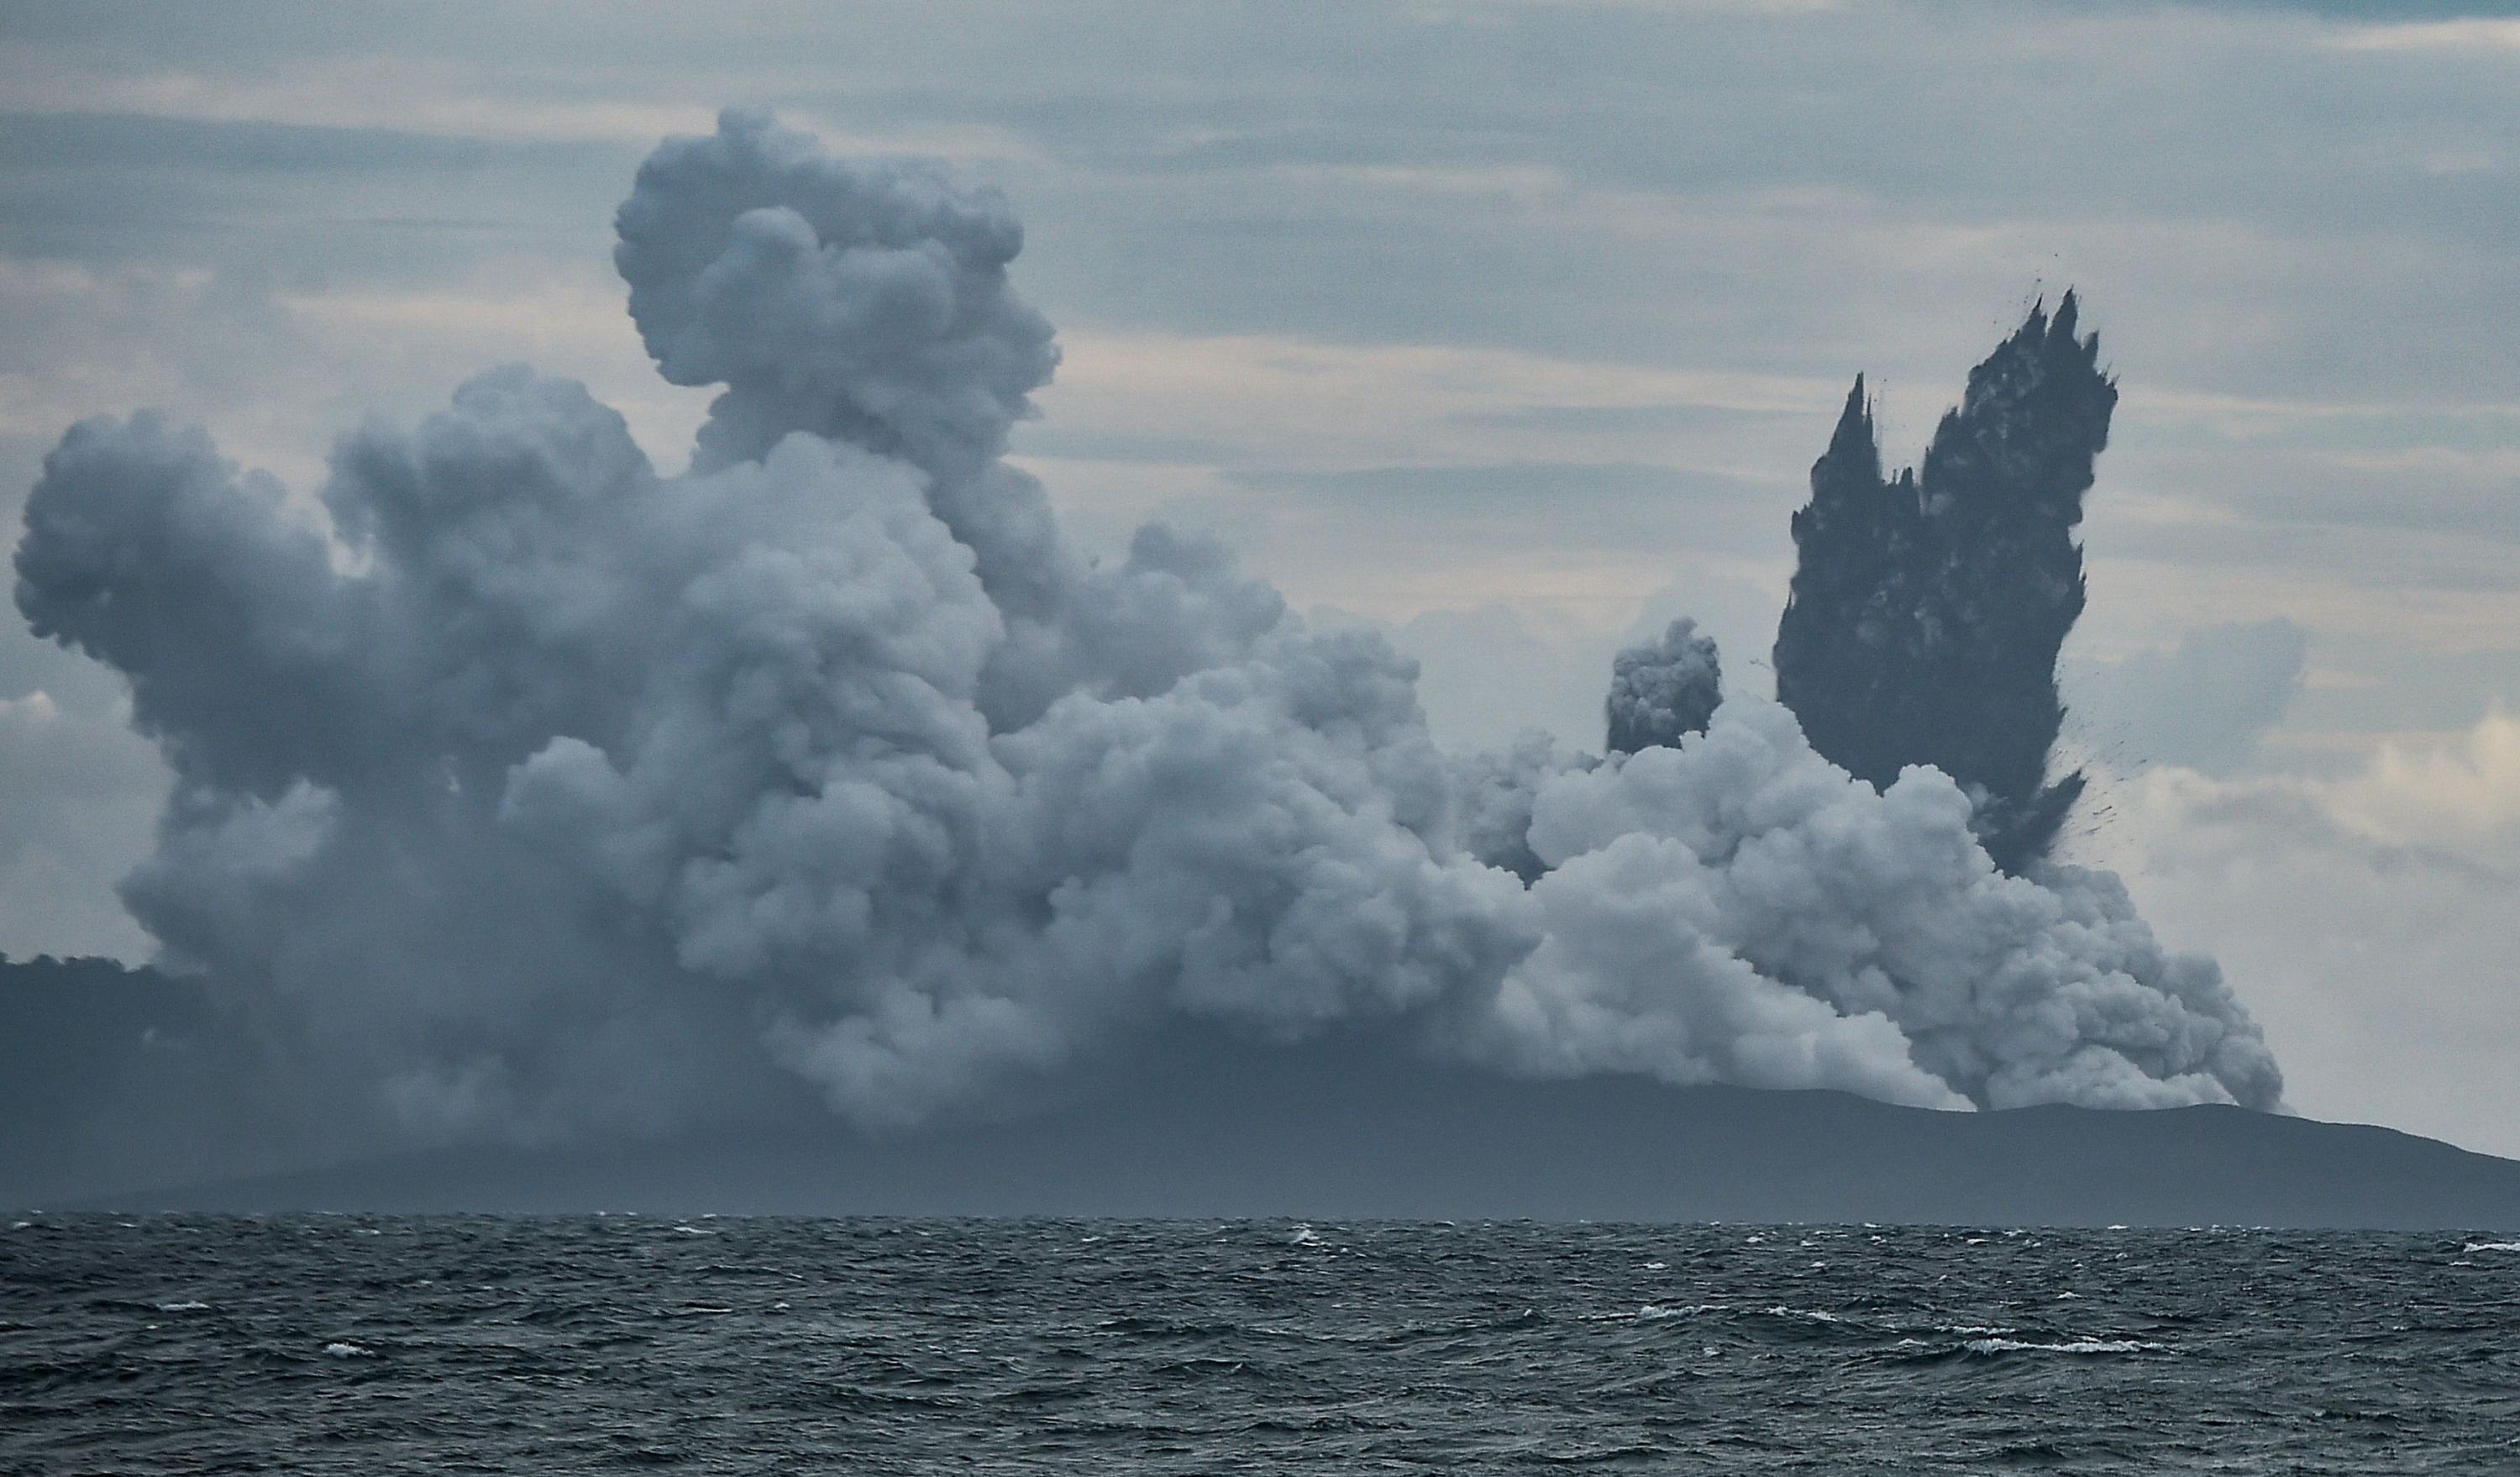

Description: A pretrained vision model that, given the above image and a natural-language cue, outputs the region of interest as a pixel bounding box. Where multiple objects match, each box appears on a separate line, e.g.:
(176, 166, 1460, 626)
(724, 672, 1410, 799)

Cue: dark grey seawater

(3, 1217, 2516, 1474)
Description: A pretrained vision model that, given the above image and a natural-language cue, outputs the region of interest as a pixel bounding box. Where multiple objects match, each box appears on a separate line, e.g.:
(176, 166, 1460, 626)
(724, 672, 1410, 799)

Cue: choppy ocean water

(3, 1216, 2515, 1474)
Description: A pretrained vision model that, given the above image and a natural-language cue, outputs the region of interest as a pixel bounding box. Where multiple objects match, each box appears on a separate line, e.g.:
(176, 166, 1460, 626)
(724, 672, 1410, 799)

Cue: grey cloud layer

(14, 113, 2279, 1153)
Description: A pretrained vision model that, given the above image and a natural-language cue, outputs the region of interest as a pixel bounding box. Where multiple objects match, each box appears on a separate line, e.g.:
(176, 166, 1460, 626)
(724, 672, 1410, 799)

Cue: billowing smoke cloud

(1773, 299, 2114, 871)
(1486, 700, 2277, 1111)
(1605, 618, 1722, 756)
(13, 112, 2278, 1159)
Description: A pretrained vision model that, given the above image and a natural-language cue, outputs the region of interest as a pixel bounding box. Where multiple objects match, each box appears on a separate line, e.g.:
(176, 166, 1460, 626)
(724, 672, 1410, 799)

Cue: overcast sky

(3, 0, 2516, 1155)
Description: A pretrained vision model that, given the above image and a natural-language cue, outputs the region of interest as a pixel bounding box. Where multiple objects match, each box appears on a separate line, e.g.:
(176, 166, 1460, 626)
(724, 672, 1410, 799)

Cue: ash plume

(12, 112, 2277, 1168)
(1605, 618, 1722, 757)
(1772, 299, 2114, 870)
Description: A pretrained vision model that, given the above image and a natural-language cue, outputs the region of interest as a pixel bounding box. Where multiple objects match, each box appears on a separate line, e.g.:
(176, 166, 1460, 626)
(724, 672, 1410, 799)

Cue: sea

(3, 1215, 2514, 1474)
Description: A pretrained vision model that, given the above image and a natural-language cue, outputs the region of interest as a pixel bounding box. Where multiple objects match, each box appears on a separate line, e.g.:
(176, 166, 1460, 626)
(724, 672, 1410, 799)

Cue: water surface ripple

(4, 1216, 2514, 1473)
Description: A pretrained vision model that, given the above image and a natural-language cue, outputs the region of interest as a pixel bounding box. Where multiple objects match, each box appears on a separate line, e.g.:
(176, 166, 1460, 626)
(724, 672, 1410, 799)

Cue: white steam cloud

(12, 111, 2280, 1148)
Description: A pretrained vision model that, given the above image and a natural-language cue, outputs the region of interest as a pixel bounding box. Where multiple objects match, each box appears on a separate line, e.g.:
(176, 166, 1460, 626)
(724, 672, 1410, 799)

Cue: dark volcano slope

(63, 1034, 2520, 1231)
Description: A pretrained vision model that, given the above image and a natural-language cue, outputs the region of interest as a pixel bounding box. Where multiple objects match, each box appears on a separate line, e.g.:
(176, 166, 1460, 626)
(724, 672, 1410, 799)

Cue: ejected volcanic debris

(1772, 297, 2115, 871)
